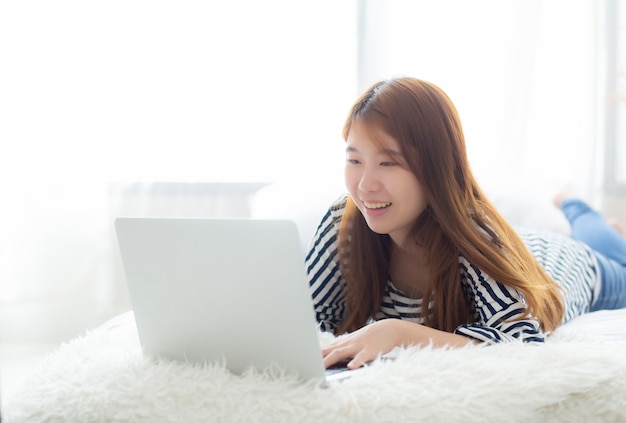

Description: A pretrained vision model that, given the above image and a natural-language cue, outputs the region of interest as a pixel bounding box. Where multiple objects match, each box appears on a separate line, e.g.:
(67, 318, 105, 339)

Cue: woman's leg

(557, 197, 626, 310)
(559, 198, 626, 266)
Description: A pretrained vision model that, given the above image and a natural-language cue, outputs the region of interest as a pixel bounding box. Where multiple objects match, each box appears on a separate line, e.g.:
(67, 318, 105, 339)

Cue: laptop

(114, 216, 356, 383)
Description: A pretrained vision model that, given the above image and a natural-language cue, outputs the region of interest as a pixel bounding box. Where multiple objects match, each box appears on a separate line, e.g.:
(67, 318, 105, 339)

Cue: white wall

(0, 0, 356, 343)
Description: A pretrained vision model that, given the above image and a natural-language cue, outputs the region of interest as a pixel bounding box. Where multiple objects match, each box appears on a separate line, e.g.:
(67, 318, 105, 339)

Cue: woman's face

(345, 120, 428, 247)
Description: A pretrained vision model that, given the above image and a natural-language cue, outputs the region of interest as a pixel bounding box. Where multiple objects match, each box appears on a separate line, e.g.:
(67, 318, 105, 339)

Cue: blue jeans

(560, 199, 626, 311)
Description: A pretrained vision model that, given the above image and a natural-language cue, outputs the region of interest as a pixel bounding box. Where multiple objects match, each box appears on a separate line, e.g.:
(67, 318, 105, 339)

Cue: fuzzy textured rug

(5, 312, 626, 423)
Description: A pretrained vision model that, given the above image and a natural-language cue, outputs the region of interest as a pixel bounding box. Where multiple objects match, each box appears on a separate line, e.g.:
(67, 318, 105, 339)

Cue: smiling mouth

(363, 201, 392, 209)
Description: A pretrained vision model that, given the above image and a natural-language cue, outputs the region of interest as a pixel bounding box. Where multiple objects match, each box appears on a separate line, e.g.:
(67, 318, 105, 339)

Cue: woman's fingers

(321, 320, 411, 369)
(322, 344, 356, 368)
(323, 344, 379, 369)
(322, 335, 377, 369)
(346, 350, 375, 369)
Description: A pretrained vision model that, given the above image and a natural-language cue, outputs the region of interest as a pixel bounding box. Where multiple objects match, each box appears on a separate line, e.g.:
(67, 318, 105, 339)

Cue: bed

(4, 309, 626, 423)
(5, 180, 626, 422)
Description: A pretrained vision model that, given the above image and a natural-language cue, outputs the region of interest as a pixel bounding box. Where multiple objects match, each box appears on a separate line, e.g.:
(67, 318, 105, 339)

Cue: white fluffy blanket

(5, 312, 626, 423)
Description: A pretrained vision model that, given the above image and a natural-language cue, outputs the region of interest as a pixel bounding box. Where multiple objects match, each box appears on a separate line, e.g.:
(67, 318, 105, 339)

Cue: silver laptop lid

(114, 217, 326, 380)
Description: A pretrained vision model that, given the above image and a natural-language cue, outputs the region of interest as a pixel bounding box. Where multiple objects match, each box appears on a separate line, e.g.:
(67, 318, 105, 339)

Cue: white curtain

(0, 0, 610, 342)
(0, 0, 356, 341)
(605, 0, 626, 189)
(357, 0, 602, 203)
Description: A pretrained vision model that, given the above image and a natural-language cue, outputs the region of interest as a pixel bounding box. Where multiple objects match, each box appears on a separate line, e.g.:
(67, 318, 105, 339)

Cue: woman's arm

(305, 199, 348, 333)
(457, 258, 546, 344)
(322, 257, 547, 369)
(322, 319, 476, 369)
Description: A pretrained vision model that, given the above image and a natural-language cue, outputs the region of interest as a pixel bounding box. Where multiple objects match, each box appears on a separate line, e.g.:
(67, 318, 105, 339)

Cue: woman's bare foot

(607, 218, 626, 236)
(553, 191, 625, 236)
(553, 192, 575, 209)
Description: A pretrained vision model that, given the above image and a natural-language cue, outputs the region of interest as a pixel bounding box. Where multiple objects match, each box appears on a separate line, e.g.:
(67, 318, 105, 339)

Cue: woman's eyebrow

(381, 148, 403, 157)
(345, 146, 402, 156)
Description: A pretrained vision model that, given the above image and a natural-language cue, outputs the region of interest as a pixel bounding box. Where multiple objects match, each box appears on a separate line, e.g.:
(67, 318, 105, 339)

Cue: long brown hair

(337, 77, 564, 334)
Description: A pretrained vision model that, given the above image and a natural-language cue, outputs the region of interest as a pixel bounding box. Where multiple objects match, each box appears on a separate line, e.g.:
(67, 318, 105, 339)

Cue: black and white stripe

(518, 228, 598, 324)
(305, 195, 600, 344)
(305, 200, 347, 333)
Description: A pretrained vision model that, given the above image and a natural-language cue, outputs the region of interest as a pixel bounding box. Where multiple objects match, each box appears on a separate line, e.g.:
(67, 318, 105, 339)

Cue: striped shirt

(305, 195, 600, 344)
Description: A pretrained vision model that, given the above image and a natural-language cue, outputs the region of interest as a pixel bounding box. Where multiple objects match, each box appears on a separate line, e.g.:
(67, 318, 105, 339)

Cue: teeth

(364, 202, 391, 209)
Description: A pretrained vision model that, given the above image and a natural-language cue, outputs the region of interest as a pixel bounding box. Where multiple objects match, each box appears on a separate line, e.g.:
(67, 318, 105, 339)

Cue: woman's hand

(322, 319, 476, 370)
(322, 319, 416, 370)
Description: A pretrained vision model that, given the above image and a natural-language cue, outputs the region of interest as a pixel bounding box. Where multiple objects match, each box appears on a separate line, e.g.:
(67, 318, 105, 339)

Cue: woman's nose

(358, 169, 380, 192)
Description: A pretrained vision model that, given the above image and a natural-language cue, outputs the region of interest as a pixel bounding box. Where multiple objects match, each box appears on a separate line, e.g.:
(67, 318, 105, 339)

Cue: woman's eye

(346, 158, 360, 165)
(380, 161, 397, 167)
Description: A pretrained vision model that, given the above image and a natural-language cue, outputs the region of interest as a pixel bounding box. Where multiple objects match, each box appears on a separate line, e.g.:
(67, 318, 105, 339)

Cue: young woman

(305, 77, 626, 370)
